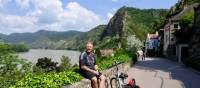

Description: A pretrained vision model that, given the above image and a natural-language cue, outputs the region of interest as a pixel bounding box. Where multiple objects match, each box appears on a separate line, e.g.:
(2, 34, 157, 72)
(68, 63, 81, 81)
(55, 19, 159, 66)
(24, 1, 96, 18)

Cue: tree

(0, 44, 31, 88)
(126, 35, 143, 52)
(58, 56, 72, 71)
(11, 43, 29, 52)
(0, 43, 12, 55)
(35, 57, 58, 72)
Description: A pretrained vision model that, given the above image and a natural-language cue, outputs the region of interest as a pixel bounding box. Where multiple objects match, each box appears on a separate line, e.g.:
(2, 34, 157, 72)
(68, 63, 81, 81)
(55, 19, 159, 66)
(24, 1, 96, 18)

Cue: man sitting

(79, 42, 106, 88)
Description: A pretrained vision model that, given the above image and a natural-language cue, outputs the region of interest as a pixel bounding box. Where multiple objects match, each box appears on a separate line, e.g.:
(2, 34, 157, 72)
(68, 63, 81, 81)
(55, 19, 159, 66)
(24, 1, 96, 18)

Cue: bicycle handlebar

(114, 61, 124, 65)
(108, 61, 125, 69)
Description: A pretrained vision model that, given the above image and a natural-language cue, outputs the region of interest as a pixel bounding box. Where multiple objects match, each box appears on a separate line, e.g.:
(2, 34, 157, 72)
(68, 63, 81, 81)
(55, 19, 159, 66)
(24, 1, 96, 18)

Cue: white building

(146, 32, 160, 55)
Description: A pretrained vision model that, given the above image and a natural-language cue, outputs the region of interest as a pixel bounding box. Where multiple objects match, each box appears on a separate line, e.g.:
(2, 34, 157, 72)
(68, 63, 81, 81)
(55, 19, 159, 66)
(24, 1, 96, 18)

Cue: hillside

(101, 7, 168, 41)
(1, 30, 83, 49)
(0, 33, 5, 38)
(99, 7, 168, 49)
(67, 25, 106, 50)
(1, 7, 168, 50)
(1, 25, 105, 50)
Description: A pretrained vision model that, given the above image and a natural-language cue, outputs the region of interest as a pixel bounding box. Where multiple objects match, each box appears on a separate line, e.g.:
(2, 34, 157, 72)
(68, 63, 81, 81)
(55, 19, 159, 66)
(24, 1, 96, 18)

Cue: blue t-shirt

(79, 51, 96, 71)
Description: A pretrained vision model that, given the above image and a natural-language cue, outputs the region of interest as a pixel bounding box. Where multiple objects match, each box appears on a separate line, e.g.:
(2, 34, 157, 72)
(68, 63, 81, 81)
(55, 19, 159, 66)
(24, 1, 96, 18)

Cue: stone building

(189, 4, 200, 59)
(162, 3, 199, 61)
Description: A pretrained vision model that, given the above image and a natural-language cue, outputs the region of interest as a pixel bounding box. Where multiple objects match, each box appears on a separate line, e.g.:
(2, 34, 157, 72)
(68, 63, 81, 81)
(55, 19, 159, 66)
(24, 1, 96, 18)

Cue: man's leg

(142, 55, 144, 60)
(91, 77, 98, 88)
(99, 75, 106, 88)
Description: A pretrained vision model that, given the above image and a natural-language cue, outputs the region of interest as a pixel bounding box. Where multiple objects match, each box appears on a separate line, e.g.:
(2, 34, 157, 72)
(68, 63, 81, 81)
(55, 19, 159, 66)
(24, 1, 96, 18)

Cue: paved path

(126, 57, 200, 88)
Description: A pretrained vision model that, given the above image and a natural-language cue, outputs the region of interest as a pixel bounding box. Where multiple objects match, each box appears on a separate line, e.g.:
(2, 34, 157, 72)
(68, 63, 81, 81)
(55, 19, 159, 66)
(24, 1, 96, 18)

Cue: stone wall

(189, 4, 200, 59)
(62, 63, 131, 88)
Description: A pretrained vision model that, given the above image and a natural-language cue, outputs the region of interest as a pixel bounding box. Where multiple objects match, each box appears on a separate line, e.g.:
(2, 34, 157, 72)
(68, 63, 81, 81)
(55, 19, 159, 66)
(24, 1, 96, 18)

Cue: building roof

(147, 32, 159, 39)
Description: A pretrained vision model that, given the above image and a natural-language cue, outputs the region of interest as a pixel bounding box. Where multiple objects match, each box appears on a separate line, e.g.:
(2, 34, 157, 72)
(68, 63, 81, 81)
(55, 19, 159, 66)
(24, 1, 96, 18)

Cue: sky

(0, 0, 178, 34)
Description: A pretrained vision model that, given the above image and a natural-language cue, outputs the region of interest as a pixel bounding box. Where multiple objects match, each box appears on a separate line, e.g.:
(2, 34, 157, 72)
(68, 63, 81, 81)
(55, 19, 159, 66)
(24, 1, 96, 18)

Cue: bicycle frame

(112, 62, 127, 88)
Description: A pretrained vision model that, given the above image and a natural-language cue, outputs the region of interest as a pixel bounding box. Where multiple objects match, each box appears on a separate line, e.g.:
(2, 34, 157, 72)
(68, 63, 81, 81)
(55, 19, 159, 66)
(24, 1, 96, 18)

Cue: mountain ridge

(0, 6, 169, 50)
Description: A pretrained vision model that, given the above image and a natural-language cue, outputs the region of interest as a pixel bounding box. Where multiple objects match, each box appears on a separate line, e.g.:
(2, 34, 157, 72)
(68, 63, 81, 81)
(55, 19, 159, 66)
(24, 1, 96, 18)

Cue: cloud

(111, 0, 118, 2)
(0, 14, 35, 33)
(107, 12, 114, 19)
(0, 0, 11, 7)
(59, 2, 102, 31)
(16, 0, 30, 8)
(0, 0, 104, 34)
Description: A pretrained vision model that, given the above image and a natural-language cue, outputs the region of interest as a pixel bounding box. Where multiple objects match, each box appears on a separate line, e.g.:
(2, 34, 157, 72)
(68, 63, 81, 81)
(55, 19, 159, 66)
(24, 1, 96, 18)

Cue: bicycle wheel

(110, 77, 120, 88)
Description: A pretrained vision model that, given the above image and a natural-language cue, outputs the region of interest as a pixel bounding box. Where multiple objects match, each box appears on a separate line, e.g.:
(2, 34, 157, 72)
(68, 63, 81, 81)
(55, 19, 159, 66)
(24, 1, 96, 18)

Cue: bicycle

(110, 61, 140, 88)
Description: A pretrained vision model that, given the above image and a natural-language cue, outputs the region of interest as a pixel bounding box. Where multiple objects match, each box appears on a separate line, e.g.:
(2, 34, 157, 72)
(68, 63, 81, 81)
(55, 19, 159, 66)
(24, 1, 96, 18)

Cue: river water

(17, 49, 81, 65)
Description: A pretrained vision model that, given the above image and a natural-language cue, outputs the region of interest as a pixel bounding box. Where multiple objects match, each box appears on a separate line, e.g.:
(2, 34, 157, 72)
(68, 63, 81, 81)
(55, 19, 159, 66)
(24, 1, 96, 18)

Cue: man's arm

(81, 65, 96, 73)
(94, 65, 98, 71)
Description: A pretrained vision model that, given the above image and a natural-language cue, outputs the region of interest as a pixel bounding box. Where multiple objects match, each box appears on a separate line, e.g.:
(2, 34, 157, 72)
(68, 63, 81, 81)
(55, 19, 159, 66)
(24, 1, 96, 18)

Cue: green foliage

(0, 43, 29, 54)
(97, 49, 136, 70)
(2, 30, 82, 50)
(0, 43, 12, 55)
(0, 44, 81, 88)
(122, 7, 168, 40)
(10, 71, 83, 88)
(95, 47, 101, 57)
(126, 35, 143, 52)
(10, 56, 82, 88)
(0, 54, 31, 88)
(180, 12, 195, 28)
(185, 0, 200, 5)
(11, 43, 29, 52)
(97, 37, 119, 49)
(35, 57, 58, 72)
(68, 25, 106, 50)
(58, 56, 72, 71)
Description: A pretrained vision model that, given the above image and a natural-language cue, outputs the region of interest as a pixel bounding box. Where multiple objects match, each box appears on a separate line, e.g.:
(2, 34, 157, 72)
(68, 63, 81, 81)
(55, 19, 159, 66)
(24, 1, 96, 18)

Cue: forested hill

(101, 7, 168, 41)
(0, 7, 168, 50)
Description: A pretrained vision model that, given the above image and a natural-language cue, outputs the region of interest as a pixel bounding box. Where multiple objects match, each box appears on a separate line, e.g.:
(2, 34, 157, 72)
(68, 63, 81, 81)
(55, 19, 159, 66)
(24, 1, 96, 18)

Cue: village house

(189, 4, 200, 60)
(145, 32, 160, 56)
(100, 49, 114, 57)
(162, 1, 199, 62)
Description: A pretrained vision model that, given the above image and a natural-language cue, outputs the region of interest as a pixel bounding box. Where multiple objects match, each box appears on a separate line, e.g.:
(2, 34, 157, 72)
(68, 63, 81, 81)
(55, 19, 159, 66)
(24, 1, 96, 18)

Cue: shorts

(81, 71, 102, 80)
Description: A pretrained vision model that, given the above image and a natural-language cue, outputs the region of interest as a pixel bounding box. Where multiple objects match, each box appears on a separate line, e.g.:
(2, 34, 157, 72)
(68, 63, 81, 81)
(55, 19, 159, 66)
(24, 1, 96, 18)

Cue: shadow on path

(134, 57, 200, 88)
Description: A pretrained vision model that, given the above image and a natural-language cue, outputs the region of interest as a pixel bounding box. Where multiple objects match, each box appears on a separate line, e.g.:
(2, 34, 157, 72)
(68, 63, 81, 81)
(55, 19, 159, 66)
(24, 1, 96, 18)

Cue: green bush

(0, 54, 31, 88)
(0, 43, 13, 55)
(58, 56, 72, 71)
(10, 71, 83, 88)
(11, 44, 29, 52)
(180, 12, 194, 28)
(97, 49, 136, 70)
(35, 57, 58, 72)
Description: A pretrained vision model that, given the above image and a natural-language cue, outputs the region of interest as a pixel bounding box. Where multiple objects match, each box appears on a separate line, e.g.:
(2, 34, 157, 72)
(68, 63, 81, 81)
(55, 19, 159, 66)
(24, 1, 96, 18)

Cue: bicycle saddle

(119, 73, 128, 79)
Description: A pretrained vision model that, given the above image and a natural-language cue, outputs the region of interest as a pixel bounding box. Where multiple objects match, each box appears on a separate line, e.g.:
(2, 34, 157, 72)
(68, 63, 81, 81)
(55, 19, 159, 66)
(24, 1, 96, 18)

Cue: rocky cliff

(101, 7, 126, 39)
(101, 7, 168, 41)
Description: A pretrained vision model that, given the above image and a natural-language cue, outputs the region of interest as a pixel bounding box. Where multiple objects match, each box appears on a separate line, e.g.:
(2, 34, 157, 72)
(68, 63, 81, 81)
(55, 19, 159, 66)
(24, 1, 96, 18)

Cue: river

(17, 49, 81, 65)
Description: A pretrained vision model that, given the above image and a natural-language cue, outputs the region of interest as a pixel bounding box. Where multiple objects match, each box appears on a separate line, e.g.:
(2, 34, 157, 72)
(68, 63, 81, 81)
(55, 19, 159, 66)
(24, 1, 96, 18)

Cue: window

(174, 24, 179, 29)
